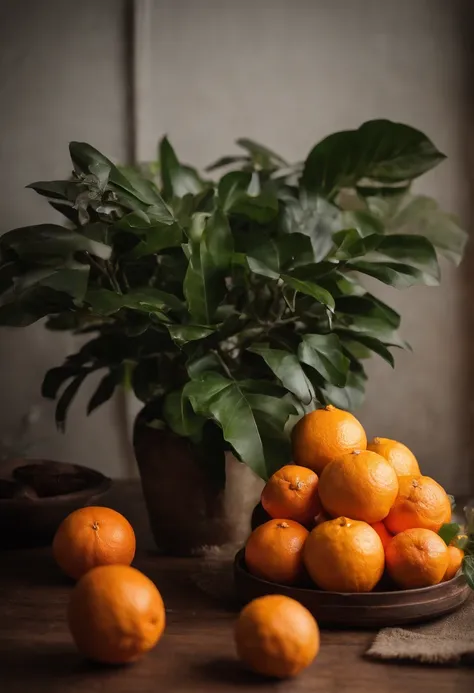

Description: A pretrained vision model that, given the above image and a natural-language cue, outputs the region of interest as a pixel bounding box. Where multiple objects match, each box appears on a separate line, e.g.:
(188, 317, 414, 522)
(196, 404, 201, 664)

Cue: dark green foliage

(0, 121, 467, 479)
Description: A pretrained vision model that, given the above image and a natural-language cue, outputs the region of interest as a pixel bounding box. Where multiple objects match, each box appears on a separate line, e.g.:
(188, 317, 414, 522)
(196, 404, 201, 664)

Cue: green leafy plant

(439, 504, 474, 590)
(0, 120, 467, 480)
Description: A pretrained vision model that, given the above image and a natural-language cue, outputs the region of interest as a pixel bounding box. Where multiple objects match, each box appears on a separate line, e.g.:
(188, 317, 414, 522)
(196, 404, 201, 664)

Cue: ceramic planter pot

(133, 419, 264, 556)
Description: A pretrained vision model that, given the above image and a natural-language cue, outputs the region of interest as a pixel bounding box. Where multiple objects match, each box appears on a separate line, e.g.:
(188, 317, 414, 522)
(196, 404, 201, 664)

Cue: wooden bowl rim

(0, 459, 111, 506)
(234, 548, 467, 599)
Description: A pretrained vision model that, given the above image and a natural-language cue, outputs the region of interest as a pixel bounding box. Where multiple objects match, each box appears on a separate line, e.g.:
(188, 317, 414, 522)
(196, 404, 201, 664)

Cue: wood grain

(0, 481, 472, 692)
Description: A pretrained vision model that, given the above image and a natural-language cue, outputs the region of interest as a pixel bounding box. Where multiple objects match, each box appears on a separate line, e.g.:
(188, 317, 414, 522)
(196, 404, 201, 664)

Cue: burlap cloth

(366, 595, 474, 665)
(191, 549, 474, 666)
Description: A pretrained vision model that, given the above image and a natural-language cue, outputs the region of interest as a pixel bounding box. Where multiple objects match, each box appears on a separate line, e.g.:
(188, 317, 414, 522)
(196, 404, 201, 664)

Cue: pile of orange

(245, 405, 463, 593)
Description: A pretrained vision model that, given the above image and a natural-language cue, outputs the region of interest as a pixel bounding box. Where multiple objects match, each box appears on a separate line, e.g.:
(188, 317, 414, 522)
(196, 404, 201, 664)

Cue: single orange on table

(235, 595, 320, 679)
(318, 450, 399, 523)
(367, 437, 420, 477)
(384, 475, 451, 535)
(385, 528, 448, 589)
(68, 564, 165, 664)
(443, 545, 464, 582)
(261, 464, 321, 526)
(304, 517, 385, 592)
(371, 521, 393, 550)
(245, 519, 308, 585)
(53, 506, 136, 580)
(291, 405, 367, 475)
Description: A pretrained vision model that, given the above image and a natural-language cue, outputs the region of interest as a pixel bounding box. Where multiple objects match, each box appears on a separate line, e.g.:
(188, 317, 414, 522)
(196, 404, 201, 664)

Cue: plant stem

(211, 349, 233, 380)
(105, 261, 123, 295)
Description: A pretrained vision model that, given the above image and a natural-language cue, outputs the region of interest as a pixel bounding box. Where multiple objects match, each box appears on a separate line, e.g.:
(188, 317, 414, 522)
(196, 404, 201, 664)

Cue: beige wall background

(0, 0, 472, 492)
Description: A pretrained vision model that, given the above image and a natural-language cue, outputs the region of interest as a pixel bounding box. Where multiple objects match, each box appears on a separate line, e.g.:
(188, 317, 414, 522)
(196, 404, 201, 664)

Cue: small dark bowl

(234, 549, 471, 628)
(0, 459, 111, 549)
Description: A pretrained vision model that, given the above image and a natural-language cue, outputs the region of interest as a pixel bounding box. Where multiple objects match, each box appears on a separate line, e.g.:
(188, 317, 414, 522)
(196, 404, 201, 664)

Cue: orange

(443, 545, 464, 582)
(303, 517, 385, 592)
(68, 565, 165, 664)
(261, 465, 321, 526)
(367, 437, 420, 477)
(371, 521, 393, 550)
(244, 519, 308, 585)
(384, 475, 451, 534)
(385, 528, 448, 589)
(235, 595, 319, 678)
(318, 450, 399, 523)
(291, 405, 367, 474)
(53, 506, 136, 580)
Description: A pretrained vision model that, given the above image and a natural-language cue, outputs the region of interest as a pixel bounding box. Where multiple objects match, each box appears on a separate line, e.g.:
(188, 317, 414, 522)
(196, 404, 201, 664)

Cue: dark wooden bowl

(0, 459, 111, 549)
(234, 549, 470, 628)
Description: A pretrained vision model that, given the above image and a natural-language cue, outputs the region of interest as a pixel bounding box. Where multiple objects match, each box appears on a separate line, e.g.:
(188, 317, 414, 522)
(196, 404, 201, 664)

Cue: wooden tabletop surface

(0, 481, 472, 693)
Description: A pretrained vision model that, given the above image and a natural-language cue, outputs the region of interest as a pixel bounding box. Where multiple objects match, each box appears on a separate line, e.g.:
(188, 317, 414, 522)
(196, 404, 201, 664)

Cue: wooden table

(0, 482, 472, 693)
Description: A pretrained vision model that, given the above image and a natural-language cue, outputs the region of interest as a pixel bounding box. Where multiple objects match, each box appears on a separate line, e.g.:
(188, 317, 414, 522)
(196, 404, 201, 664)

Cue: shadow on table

(0, 642, 133, 689)
(0, 548, 71, 587)
(193, 657, 279, 687)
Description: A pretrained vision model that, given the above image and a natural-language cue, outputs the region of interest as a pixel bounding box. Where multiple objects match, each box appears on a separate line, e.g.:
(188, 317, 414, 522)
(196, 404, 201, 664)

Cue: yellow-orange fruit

(291, 405, 367, 474)
(261, 465, 321, 526)
(235, 595, 320, 678)
(244, 519, 309, 585)
(367, 437, 420, 477)
(384, 475, 452, 534)
(385, 528, 449, 589)
(318, 450, 399, 523)
(303, 517, 385, 592)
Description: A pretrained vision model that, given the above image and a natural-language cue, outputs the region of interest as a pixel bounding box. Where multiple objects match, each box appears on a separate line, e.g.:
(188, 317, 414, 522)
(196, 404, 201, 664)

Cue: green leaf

(335, 295, 407, 348)
(332, 228, 382, 260)
(2, 262, 90, 306)
(338, 331, 395, 367)
(302, 119, 445, 195)
(0, 286, 72, 327)
(241, 233, 314, 279)
(184, 372, 294, 479)
(184, 209, 233, 323)
(167, 324, 214, 346)
(281, 194, 341, 262)
(235, 138, 288, 168)
(186, 352, 223, 379)
(462, 555, 474, 591)
(85, 287, 183, 317)
(87, 371, 118, 414)
(218, 171, 278, 223)
(336, 294, 400, 328)
(438, 523, 461, 547)
(342, 209, 385, 237)
(55, 371, 88, 431)
(69, 142, 174, 220)
(345, 233, 440, 288)
(382, 195, 468, 266)
(364, 235, 440, 277)
(162, 388, 205, 440)
(298, 333, 350, 387)
(248, 344, 314, 405)
(0, 224, 111, 261)
(322, 370, 367, 412)
(349, 260, 439, 288)
(27, 180, 76, 201)
(205, 155, 250, 172)
(159, 136, 204, 199)
(185, 373, 266, 478)
(281, 275, 335, 311)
